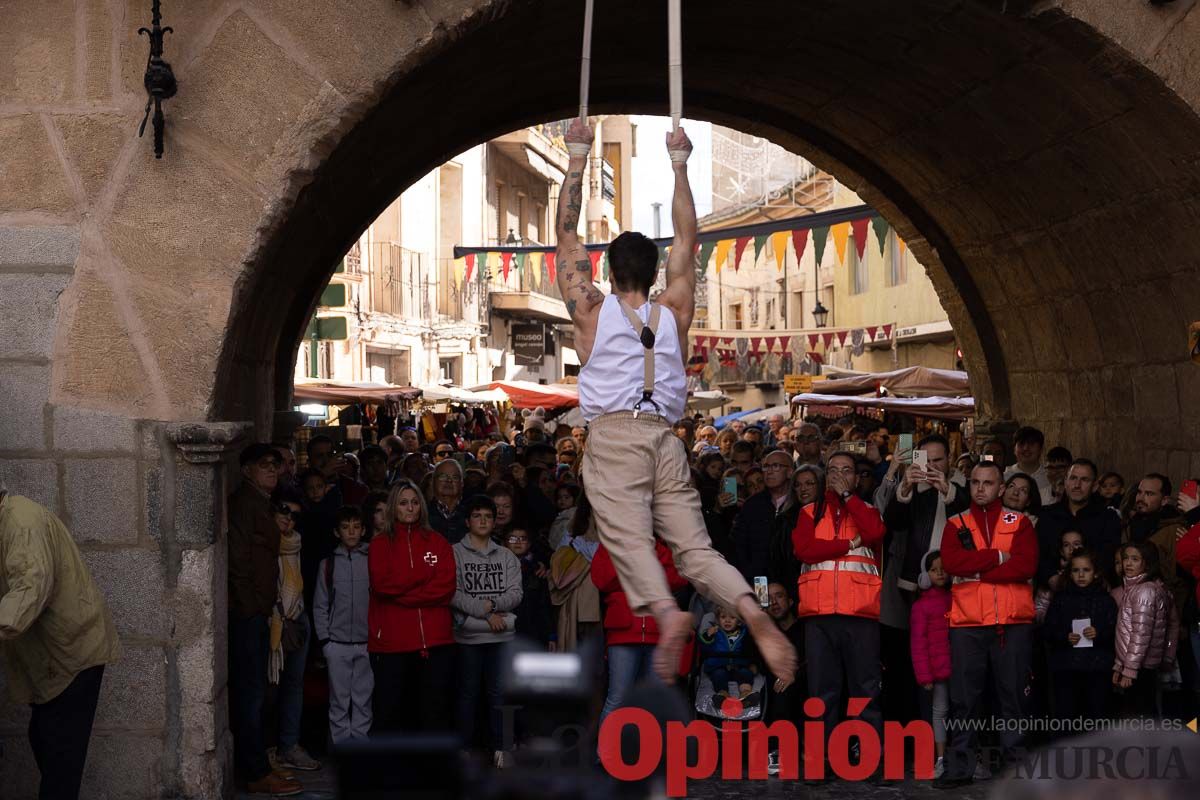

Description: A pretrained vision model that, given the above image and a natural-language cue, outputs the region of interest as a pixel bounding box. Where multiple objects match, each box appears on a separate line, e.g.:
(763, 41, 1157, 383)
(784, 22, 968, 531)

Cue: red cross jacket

(368, 523, 457, 654)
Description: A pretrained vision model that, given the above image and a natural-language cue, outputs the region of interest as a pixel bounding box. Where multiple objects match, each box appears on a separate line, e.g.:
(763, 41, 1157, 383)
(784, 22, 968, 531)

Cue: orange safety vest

(795, 501, 881, 619)
(947, 509, 1036, 627)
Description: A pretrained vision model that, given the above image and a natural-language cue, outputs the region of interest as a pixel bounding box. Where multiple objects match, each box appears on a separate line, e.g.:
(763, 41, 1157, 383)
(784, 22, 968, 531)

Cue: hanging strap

(618, 300, 662, 417)
(579, 0, 595, 122)
(667, 0, 682, 132)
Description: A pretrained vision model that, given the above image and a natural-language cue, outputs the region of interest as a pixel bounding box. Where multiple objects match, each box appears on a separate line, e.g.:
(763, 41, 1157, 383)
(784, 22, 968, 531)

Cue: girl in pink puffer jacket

(911, 551, 952, 772)
(1111, 541, 1178, 719)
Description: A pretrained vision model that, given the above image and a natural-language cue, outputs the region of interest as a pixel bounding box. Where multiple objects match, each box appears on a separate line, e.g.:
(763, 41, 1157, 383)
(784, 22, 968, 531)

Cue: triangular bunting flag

(752, 234, 768, 264)
(811, 226, 829, 266)
(883, 324, 894, 339)
(514, 252, 528, 275)
(808, 334, 819, 350)
(530, 252, 545, 289)
(545, 251, 557, 283)
(588, 250, 602, 280)
(831, 222, 851, 266)
(750, 337, 763, 352)
(770, 231, 789, 271)
(872, 217, 889, 257)
(698, 241, 715, 272)
(851, 218, 870, 262)
(602, 250, 610, 282)
(766, 336, 777, 351)
(866, 325, 878, 342)
(733, 237, 751, 272)
(839, 330, 851, 347)
(464, 253, 476, 283)
(452, 257, 465, 290)
(791, 229, 809, 265)
(821, 332, 835, 349)
(479, 252, 493, 279)
(779, 336, 790, 352)
(501, 251, 513, 281)
(714, 239, 733, 273)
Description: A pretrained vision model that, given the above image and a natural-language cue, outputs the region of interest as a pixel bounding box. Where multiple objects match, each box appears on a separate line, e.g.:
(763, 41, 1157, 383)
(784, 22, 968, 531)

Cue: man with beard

(1122, 473, 1186, 606)
(792, 422, 824, 466)
(1035, 459, 1122, 584)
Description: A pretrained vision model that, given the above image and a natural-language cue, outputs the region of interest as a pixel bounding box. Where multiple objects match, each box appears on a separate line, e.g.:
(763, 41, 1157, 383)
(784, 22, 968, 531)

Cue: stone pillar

(162, 422, 251, 800)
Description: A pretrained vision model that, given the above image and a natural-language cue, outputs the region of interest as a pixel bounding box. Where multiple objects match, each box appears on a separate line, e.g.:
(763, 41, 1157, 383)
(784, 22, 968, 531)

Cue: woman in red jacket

(368, 479, 457, 733)
(592, 539, 690, 722)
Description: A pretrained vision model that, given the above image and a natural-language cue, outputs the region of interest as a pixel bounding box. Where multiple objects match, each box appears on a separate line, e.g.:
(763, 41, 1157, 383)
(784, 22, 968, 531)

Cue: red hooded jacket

(591, 540, 689, 646)
(368, 523, 456, 654)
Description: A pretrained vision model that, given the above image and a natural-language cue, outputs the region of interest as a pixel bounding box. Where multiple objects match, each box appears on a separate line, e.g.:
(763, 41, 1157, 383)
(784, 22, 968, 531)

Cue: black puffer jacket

(1035, 498, 1122, 586)
(732, 490, 790, 584)
(1042, 580, 1118, 673)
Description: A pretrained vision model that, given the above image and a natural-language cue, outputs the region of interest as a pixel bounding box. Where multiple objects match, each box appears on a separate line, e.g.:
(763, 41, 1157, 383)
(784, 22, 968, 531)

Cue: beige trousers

(581, 411, 754, 616)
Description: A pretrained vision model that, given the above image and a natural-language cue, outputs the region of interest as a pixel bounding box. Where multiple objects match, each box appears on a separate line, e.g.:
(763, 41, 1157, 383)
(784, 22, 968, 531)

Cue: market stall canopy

(687, 390, 731, 411)
(790, 393, 975, 420)
(293, 380, 422, 405)
(418, 385, 508, 404)
(809, 366, 970, 398)
(739, 404, 792, 424)
(715, 408, 762, 429)
(474, 380, 579, 410)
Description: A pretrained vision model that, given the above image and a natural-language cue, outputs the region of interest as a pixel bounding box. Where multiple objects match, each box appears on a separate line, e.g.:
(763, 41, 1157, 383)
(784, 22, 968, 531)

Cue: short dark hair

(306, 434, 334, 456)
(298, 468, 325, 485)
(1142, 472, 1172, 498)
(731, 440, 756, 458)
(359, 444, 387, 465)
(606, 231, 658, 294)
(523, 442, 557, 465)
(335, 506, 361, 527)
(1013, 426, 1044, 447)
(916, 433, 950, 453)
(464, 494, 497, 517)
(971, 460, 1004, 481)
(1069, 458, 1098, 479)
(743, 426, 763, 439)
(1046, 446, 1073, 464)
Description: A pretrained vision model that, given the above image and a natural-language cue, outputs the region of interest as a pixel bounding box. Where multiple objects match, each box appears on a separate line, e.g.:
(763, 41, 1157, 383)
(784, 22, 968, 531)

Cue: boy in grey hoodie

(314, 508, 372, 743)
(452, 495, 522, 765)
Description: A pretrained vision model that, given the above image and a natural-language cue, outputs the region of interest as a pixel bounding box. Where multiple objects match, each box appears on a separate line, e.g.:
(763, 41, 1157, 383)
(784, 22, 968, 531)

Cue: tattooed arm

(656, 126, 697, 340)
(556, 119, 604, 333)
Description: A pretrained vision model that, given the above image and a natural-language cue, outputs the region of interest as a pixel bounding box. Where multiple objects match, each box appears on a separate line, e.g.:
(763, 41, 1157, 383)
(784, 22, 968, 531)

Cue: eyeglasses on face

(435, 475, 462, 483)
(507, 536, 529, 544)
(435, 450, 454, 457)
(763, 463, 790, 471)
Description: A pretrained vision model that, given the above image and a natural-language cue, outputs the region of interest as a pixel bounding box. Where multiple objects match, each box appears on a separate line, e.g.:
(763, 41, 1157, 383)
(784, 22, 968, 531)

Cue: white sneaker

(933, 757, 945, 779)
(493, 750, 512, 769)
(973, 758, 991, 781)
(767, 750, 781, 777)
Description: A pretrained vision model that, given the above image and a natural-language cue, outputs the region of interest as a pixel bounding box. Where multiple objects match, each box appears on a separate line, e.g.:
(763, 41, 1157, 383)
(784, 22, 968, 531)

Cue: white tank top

(579, 294, 687, 422)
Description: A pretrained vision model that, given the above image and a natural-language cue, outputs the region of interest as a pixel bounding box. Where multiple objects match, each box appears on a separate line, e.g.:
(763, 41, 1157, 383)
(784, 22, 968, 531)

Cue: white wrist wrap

(567, 142, 592, 158)
(668, 149, 691, 164)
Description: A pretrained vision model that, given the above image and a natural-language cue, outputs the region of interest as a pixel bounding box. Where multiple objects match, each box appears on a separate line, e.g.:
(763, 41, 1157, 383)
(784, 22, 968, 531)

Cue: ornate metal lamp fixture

(138, 0, 177, 158)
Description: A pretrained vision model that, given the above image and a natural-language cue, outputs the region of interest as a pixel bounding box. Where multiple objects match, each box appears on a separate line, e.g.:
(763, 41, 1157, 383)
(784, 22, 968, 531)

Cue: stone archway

(2, 1, 1200, 797)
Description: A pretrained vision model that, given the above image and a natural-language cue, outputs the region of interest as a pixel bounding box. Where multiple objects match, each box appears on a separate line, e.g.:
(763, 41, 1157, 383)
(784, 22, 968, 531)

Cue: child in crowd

(452, 495, 523, 768)
(1111, 541, 1178, 718)
(298, 469, 341, 615)
(505, 526, 557, 651)
(313, 507, 373, 743)
(1036, 530, 1085, 621)
(699, 607, 760, 706)
(910, 551, 951, 777)
(1042, 549, 1117, 726)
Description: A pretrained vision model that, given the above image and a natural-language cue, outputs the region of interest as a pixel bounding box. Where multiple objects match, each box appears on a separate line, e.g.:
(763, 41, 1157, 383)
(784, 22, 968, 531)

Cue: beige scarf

(269, 530, 304, 684)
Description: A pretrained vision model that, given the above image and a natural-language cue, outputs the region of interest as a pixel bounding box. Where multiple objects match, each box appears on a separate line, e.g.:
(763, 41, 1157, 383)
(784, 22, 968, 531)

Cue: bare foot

(652, 610, 695, 682)
(746, 614, 798, 682)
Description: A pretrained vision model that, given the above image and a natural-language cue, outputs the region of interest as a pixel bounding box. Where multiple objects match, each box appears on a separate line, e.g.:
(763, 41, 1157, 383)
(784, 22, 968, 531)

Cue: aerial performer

(556, 0, 797, 690)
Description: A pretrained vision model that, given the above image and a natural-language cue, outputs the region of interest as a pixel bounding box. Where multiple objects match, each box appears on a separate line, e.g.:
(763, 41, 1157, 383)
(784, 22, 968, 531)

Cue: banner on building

(513, 323, 546, 366)
(784, 374, 813, 394)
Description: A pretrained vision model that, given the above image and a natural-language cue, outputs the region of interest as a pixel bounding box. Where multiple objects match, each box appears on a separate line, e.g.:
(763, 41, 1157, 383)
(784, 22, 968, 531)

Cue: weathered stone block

(0, 274, 70, 360)
(82, 549, 168, 639)
(81, 734, 164, 799)
(52, 406, 138, 452)
(0, 459, 59, 511)
(144, 464, 163, 544)
(83, 0, 112, 101)
(174, 467, 219, 549)
(0, 0, 75, 104)
(64, 458, 139, 544)
(0, 116, 74, 214)
(53, 115, 126, 203)
(95, 644, 167, 729)
(0, 225, 80, 268)
(0, 363, 49, 451)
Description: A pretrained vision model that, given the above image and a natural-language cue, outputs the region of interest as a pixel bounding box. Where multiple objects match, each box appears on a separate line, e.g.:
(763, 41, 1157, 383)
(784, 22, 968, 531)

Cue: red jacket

(591, 540, 688, 646)
(368, 523, 456, 653)
(910, 586, 952, 684)
(791, 491, 886, 564)
(940, 501, 1038, 585)
(1176, 522, 1200, 608)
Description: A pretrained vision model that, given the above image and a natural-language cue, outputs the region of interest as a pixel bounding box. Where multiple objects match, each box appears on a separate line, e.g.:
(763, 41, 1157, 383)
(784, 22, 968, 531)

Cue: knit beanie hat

(523, 406, 547, 434)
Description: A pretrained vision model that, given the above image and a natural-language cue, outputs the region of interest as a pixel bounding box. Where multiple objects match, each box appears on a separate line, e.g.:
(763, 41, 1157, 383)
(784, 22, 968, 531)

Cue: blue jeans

(708, 665, 755, 692)
(229, 614, 271, 781)
(600, 645, 655, 722)
(277, 614, 310, 751)
(458, 642, 507, 751)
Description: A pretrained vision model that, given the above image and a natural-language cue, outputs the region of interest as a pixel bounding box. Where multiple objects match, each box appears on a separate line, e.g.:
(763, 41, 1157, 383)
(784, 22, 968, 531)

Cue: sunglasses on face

(435, 449, 454, 457)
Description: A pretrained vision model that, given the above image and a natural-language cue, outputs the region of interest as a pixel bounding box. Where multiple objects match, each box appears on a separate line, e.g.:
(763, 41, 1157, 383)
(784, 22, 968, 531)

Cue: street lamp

(812, 299, 829, 328)
(506, 229, 519, 246)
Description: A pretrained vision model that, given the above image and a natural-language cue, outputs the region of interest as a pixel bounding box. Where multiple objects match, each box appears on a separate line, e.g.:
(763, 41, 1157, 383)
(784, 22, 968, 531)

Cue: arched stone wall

(1, 1, 1200, 797)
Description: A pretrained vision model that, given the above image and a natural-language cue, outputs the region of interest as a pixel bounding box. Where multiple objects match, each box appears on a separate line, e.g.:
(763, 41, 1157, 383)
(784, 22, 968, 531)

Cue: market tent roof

(417, 385, 508, 404)
(478, 380, 579, 410)
(739, 404, 792, 424)
(809, 366, 970, 398)
(790, 393, 974, 420)
(715, 408, 762, 428)
(293, 380, 422, 404)
(687, 390, 731, 411)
